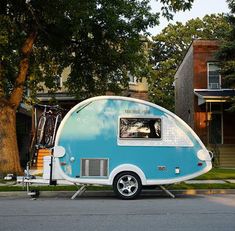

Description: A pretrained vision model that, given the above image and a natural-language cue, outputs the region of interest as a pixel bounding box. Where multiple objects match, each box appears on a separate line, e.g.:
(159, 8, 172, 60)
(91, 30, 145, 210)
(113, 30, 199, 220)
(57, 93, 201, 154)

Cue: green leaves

(0, 0, 152, 101)
(159, 0, 194, 20)
(0, 0, 198, 103)
(216, 1, 235, 96)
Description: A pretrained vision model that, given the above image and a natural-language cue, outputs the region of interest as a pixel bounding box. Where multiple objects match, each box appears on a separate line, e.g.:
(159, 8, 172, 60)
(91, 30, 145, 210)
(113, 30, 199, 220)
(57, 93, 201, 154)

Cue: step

(36, 164, 43, 168)
(37, 156, 50, 161)
(34, 149, 52, 170)
(38, 149, 52, 155)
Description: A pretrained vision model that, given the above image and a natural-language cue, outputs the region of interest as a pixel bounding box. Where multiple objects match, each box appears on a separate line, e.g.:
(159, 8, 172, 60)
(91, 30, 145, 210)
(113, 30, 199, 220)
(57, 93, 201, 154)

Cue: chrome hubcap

(117, 175, 138, 197)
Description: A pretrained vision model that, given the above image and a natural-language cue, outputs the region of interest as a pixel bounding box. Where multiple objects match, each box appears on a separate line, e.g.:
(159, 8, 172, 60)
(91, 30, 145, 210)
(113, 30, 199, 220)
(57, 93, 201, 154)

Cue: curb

(0, 189, 235, 199)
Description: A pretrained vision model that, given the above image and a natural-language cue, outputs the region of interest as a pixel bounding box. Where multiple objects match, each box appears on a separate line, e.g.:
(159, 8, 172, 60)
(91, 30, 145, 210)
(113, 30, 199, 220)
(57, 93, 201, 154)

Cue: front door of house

(209, 113, 222, 144)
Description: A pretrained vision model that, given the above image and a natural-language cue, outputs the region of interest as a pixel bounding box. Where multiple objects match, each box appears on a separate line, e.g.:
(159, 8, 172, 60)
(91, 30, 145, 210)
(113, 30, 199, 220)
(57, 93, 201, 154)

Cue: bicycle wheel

(44, 116, 55, 147)
(52, 113, 62, 143)
(36, 116, 46, 145)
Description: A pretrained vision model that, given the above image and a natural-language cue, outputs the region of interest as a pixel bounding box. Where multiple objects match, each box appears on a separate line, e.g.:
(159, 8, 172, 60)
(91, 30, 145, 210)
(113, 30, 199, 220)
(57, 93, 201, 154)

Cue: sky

(148, 0, 230, 35)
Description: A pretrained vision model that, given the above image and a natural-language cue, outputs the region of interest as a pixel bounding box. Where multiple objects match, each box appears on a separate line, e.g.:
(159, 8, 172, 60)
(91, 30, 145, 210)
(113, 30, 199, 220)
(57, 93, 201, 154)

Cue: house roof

(194, 89, 235, 105)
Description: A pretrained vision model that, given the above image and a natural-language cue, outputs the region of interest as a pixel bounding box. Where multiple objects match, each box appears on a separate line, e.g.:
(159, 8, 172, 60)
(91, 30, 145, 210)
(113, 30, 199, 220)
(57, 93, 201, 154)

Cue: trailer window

(119, 118, 161, 139)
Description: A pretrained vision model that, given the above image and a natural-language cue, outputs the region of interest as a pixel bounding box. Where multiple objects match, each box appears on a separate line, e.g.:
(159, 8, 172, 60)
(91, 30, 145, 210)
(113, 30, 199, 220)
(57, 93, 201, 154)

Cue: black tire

(53, 113, 62, 140)
(113, 171, 142, 200)
(36, 116, 46, 145)
(43, 116, 55, 147)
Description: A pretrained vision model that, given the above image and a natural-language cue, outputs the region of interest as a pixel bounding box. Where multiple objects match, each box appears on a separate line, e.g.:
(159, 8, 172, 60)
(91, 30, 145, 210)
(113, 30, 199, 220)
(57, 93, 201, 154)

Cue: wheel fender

(109, 164, 147, 185)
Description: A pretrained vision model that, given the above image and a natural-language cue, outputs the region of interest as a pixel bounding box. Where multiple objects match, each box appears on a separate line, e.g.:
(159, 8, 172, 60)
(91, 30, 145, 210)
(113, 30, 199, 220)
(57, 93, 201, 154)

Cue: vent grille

(81, 159, 108, 177)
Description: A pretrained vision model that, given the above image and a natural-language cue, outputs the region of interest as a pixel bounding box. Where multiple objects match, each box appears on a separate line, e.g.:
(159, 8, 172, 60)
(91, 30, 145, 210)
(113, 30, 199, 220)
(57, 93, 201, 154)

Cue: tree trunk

(0, 103, 22, 174)
(0, 31, 37, 175)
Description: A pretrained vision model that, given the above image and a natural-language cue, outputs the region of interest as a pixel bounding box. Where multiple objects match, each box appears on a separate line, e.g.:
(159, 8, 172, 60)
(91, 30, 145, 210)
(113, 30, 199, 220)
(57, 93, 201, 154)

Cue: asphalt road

(0, 194, 235, 231)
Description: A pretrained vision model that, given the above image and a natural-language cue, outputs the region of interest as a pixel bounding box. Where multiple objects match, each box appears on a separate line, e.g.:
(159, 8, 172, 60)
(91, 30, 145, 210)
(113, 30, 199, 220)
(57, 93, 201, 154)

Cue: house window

(128, 71, 138, 84)
(207, 63, 221, 89)
(54, 75, 62, 88)
(119, 117, 161, 139)
(129, 75, 137, 84)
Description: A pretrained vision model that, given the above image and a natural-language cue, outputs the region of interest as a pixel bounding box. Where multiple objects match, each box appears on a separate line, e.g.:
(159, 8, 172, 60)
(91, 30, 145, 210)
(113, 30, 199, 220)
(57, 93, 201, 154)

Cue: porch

(194, 89, 235, 167)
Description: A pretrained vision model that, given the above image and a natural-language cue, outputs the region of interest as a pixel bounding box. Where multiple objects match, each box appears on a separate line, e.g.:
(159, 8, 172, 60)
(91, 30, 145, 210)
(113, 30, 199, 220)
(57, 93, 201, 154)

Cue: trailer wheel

(113, 172, 142, 200)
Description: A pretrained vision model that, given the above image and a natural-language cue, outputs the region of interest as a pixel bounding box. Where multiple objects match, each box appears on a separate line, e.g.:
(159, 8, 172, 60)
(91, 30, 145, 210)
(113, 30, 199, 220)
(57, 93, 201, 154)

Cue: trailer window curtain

(119, 118, 161, 139)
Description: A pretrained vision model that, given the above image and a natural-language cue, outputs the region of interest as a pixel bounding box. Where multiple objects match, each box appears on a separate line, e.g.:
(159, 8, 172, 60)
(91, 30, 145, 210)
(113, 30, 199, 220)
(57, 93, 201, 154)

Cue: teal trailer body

(53, 96, 212, 198)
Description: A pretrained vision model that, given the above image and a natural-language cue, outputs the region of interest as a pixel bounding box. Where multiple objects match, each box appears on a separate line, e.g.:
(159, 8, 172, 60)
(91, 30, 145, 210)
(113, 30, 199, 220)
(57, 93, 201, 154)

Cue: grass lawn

(0, 168, 235, 192)
(0, 185, 112, 192)
(194, 167, 235, 180)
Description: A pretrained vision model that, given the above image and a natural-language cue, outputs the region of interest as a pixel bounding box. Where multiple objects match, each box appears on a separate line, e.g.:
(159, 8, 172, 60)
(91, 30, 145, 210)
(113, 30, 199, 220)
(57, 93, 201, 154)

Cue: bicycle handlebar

(34, 103, 61, 110)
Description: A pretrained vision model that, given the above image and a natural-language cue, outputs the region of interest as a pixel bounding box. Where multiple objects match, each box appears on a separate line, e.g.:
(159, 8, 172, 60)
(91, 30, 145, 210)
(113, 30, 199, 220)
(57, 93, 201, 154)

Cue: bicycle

(29, 103, 65, 168)
(35, 103, 63, 148)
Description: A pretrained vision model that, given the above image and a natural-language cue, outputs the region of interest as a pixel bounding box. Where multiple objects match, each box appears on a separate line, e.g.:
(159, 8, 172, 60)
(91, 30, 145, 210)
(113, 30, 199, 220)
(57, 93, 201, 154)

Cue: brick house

(174, 40, 235, 167)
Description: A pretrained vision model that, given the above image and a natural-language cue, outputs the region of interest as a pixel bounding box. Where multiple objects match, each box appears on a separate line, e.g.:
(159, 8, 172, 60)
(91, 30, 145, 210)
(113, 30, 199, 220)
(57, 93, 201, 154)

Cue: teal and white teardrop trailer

(52, 96, 212, 199)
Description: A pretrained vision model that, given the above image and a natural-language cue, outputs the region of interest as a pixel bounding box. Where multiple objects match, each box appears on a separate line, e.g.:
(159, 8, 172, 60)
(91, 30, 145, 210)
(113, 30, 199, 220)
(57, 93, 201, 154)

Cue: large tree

(149, 14, 230, 111)
(216, 1, 235, 91)
(0, 0, 194, 174)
